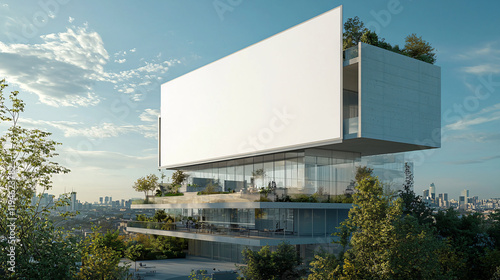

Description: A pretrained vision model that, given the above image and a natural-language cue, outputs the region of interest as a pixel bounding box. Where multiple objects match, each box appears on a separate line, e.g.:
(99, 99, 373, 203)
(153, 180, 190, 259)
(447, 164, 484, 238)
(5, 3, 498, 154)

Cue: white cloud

(0, 26, 108, 106)
(139, 109, 160, 122)
(462, 64, 500, 75)
(62, 147, 156, 170)
(114, 50, 126, 57)
(0, 25, 180, 107)
(68, 16, 74, 23)
(21, 118, 157, 139)
(445, 103, 500, 131)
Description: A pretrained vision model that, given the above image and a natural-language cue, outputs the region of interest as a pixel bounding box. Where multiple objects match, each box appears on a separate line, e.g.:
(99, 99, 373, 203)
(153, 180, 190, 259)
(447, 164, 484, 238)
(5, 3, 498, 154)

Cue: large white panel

(160, 6, 343, 168)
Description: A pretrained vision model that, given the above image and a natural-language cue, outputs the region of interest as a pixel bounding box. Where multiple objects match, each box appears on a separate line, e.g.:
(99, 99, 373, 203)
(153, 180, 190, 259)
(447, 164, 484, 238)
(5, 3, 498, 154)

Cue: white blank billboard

(160, 6, 343, 168)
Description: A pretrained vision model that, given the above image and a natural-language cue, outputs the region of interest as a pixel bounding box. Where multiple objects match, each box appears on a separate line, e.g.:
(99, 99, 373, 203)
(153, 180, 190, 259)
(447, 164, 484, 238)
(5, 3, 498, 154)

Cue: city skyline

(0, 1, 499, 201)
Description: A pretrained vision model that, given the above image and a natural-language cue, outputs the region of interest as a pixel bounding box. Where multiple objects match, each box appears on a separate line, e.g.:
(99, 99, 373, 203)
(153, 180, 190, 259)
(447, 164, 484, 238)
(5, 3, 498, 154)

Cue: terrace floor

(122, 256, 239, 280)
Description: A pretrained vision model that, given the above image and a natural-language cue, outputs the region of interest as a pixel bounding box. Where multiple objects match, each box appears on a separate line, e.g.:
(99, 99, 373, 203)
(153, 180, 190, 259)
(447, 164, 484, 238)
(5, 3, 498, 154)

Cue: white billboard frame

(160, 6, 343, 168)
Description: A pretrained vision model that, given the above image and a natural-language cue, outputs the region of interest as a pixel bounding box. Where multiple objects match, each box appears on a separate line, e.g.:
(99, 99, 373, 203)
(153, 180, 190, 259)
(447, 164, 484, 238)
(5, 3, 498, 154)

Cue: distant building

(430, 183, 436, 201)
(99, 197, 103, 205)
(105, 196, 109, 205)
(459, 196, 466, 210)
(423, 189, 429, 198)
(461, 189, 469, 199)
(70, 192, 77, 212)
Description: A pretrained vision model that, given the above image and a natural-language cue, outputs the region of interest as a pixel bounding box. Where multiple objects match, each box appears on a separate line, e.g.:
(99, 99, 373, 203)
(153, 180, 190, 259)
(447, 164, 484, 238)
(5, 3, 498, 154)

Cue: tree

(100, 229, 126, 258)
(343, 16, 367, 50)
(76, 227, 130, 280)
(238, 243, 305, 280)
(169, 170, 188, 193)
(336, 166, 448, 279)
(171, 170, 188, 186)
(399, 162, 433, 225)
(0, 79, 79, 279)
(307, 251, 342, 280)
(132, 174, 159, 202)
(403, 33, 436, 64)
(433, 209, 498, 280)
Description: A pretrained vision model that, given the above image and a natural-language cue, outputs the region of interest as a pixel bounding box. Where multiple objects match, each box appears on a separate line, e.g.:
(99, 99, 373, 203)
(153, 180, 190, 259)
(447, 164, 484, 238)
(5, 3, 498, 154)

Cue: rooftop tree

(133, 174, 159, 203)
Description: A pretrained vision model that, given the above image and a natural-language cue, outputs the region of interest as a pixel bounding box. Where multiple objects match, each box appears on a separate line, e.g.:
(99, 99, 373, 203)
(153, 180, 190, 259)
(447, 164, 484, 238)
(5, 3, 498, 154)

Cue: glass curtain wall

(181, 149, 360, 195)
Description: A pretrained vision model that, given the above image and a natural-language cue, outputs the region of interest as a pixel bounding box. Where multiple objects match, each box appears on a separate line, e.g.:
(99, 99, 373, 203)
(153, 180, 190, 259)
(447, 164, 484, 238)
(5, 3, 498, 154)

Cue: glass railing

(127, 220, 331, 238)
(142, 192, 261, 205)
(344, 45, 359, 61)
(343, 117, 359, 136)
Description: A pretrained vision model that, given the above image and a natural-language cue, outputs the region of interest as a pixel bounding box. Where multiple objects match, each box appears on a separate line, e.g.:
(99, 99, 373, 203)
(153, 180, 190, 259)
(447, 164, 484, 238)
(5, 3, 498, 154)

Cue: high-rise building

(459, 196, 466, 210)
(105, 196, 109, 205)
(128, 6, 441, 263)
(461, 189, 469, 199)
(443, 193, 448, 202)
(429, 183, 436, 201)
(423, 189, 429, 198)
(99, 197, 103, 205)
(70, 192, 77, 212)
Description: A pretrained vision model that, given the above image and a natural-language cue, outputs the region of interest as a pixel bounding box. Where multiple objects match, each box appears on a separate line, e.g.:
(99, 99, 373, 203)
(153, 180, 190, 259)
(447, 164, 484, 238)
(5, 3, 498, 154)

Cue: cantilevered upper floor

(158, 5, 440, 169)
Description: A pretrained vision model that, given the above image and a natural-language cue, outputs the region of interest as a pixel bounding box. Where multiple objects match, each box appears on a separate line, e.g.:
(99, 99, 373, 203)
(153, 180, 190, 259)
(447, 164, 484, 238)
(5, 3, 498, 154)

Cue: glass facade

(188, 240, 345, 263)
(182, 148, 361, 196)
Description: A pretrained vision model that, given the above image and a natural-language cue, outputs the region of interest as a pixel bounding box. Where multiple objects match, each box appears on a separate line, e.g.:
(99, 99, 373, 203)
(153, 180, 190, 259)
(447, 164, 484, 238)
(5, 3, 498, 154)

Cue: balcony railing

(127, 220, 332, 239)
(343, 117, 359, 137)
(343, 45, 359, 61)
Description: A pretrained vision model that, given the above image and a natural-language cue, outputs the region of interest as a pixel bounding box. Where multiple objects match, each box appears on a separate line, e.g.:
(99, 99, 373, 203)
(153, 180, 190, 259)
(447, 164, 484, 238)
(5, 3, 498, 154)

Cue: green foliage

(169, 170, 188, 193)
(343, 16, 367, 50)
(433, 209, 497, 279)
(164, 192, 184, 196)
(125, 233, 186, 262)
(307, 251, 342, 280)
(198, 180, 221, 195)
(238, 243, 305, 280)
(487, 209, 500, 249)
(333, 166, 449, 279)
(0, 80, 80, 279)
(343, 17, 436, 64)
(291, 193, 318, 203)
(189, 270, 211, 280)
(100, 230, 126, 258)
(403, 33, 436, 64)
(354, 166, 373, 183)
(124, 244, 144, 262)
(76, 226, 131, 280)
(399, 163, 433, 225)
(132, 174, 159, 202)
(329, 194, 353, 203)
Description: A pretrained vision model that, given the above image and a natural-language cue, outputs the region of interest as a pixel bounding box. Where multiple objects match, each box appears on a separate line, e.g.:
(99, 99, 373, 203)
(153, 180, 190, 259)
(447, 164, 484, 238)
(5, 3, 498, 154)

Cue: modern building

(461, 189, 469, 199)
(430, 183, 436, 201)
(423, 189, 430, 199)
(128, 6, 441, 262)
(70, 191, 77, 212)
(459, 196, 466, 210)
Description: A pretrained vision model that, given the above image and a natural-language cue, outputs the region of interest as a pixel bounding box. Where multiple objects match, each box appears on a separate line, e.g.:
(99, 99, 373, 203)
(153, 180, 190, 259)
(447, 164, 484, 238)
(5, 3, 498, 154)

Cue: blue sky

(0, 0, 499, 202)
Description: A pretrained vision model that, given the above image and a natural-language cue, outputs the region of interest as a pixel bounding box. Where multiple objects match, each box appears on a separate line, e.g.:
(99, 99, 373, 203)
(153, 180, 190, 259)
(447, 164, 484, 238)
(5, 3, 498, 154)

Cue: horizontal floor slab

(131, 201, 352, 210)
(127, 227, 335, 247)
